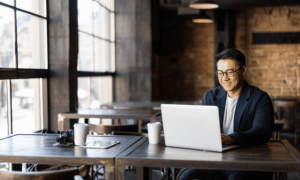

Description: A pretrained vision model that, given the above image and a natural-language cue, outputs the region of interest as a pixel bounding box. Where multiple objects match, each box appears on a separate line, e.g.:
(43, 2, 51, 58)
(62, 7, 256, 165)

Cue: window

(0, 0, 48, 140)
(77, 0, 115, 109)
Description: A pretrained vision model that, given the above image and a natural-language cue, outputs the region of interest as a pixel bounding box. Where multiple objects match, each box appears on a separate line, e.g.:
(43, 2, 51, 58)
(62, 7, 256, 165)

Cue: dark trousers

(177, 169, 273, 180)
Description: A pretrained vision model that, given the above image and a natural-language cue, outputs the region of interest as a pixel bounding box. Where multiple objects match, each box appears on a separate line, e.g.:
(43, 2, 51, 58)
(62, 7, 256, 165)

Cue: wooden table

(100, 101, 165, 110)
(58, 108, 160, 131)
(0, 134, 142, 180)
(100, 101, 197, 110)
(115, 138, 300, 180)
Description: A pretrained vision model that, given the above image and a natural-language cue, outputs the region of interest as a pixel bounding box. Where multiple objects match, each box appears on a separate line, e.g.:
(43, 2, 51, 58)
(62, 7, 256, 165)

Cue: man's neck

(227, 81, 244, 98)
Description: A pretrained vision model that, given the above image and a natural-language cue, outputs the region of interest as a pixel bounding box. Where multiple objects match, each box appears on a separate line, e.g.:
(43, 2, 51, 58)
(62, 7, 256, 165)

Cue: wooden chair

(273, 100, 300, 144)
(88, 123, 138, 135)
(0, 167, 82, 180)
(273, 123, 283, 140)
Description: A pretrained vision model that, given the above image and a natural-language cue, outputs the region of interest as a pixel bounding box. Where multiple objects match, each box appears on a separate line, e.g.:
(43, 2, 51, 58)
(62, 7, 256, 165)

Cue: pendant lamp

(191, 10, 213, 23)
(189, 0, 219, 9)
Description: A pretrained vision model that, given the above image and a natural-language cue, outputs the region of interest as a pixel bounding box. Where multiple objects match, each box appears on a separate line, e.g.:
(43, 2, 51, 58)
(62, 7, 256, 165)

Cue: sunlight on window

(16, 0, 46, 17)
(17, 11, 47, 69)
(0, 5, 15, 68)
(0, 0, 13, 6)
(12, 79, 41, 134)
(0, 80, 8, 138)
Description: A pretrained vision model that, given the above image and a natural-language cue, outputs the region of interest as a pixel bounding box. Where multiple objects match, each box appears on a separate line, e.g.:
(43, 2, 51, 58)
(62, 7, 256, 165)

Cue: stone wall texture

(235, 6, 300, 97)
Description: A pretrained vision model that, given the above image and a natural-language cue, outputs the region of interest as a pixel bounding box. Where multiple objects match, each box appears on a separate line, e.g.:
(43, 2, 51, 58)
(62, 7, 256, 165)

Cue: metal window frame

(77, 0, 116, 75)
(77, 0, 116, 108)
(0, 0, 50, 135)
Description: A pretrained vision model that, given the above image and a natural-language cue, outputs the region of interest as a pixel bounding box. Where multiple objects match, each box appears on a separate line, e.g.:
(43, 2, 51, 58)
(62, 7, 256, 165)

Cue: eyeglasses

(216, 66, 243, 78)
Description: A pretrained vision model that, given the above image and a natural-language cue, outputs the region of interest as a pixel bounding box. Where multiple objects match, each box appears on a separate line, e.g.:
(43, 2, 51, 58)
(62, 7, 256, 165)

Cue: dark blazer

(200, 81, 274, 146)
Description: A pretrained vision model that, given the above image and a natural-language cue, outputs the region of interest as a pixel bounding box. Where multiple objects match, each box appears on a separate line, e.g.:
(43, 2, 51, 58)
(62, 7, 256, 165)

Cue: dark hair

(216, 48, 245, 67)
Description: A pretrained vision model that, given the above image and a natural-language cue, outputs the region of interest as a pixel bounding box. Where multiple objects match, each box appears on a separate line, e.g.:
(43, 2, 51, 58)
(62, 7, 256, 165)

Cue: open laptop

(161, 104, 240, 152)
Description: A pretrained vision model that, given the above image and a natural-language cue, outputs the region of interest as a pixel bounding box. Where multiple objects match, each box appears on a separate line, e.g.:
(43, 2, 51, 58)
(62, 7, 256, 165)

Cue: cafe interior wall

(235, 5, 300, 97)
(115, 0, 152, 102)
(152, 6, 215, 102)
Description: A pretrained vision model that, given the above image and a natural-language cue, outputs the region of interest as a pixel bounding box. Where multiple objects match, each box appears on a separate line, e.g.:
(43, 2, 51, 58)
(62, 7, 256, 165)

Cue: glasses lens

(227, 70, 234, 77)
(217, 71, 223, 77)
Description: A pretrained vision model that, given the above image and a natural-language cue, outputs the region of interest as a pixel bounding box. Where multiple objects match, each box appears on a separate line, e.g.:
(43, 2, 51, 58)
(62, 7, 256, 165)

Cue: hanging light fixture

(191, 10, 213, 23)
(189, 0, 219, 9)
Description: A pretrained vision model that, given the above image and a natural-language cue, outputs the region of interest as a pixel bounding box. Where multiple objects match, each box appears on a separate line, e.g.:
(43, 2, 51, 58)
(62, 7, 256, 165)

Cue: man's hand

(221, 134, 236, 145)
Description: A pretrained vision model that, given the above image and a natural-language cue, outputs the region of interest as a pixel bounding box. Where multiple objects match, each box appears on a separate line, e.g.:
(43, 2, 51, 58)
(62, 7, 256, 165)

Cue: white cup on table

(147, 122, 162, 144)
(74, 123, 89, 146)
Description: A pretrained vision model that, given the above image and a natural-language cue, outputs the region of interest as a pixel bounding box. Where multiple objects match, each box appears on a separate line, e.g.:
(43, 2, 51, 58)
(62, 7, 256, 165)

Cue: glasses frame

(216, 66, 243, 78)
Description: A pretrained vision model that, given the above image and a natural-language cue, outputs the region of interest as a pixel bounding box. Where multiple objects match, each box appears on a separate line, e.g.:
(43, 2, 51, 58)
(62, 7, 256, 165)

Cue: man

(178, 49, 274, 180)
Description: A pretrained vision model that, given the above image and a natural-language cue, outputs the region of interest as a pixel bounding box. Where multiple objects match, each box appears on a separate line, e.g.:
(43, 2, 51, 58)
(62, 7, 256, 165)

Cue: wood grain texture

(59, 108, 160, 120)
(0, 134, 142, 166)
(58, 108, 161, 130)
(116, 139, 300, 180)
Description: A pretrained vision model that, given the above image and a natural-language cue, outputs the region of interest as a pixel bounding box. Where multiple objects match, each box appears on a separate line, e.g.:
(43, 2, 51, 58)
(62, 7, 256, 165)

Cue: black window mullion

(93, 0, 114, 13)
(78, 30, 114, 43)
(0, 2, 47, 19)
(77, 71, 116, 77)
(13, 0, 18, 70)
(7, 80, 12, 135)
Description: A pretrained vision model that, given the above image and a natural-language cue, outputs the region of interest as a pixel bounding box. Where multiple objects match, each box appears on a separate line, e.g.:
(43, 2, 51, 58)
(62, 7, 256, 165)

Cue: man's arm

(200, 92, 208, 105)
(228, 93, 274, 146)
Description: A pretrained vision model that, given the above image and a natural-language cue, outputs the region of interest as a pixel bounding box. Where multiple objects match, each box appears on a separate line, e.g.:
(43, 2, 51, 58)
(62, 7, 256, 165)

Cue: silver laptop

(161, 104, 239, 152)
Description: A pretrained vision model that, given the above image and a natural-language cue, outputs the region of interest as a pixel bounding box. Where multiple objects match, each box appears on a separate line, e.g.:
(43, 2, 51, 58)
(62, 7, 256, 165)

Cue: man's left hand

(221, 134, 236, 145)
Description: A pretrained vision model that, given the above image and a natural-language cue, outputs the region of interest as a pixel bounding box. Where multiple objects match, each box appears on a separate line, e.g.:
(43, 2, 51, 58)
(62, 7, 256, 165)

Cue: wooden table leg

(105, 166, 115, 180)
(172, 167, 176, 180)
(136, 166, 144, 179)
(138, 120, 142, 133)
(115, 164, 125, 180)
(278, 172, 287, 180)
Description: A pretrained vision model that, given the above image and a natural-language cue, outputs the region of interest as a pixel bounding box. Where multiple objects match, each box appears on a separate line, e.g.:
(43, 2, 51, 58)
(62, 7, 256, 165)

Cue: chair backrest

(89, 123, 138, 134)
(0, 167, 80, 180)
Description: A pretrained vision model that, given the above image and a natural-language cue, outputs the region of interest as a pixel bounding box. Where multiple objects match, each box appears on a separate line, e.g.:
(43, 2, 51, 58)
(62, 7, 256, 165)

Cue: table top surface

(100, 101, 198, 110)
(59, 108, 160, 119)
(117, 138, 300, 172)
(271, 96, 300, 101)
(0, 134, 142, 166)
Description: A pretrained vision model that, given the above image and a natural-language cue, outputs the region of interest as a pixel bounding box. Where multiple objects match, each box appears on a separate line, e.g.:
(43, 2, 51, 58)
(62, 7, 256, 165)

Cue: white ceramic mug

(147, 122, 162, 144)
(74, 123, 89, 146)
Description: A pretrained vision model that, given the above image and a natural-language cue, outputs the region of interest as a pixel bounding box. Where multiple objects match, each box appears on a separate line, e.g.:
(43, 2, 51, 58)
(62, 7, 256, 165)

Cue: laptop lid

(161, 104, 223, 152)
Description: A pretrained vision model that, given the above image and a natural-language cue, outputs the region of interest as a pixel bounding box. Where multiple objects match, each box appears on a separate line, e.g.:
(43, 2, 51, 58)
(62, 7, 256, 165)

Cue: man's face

(217, 59, 245, 95)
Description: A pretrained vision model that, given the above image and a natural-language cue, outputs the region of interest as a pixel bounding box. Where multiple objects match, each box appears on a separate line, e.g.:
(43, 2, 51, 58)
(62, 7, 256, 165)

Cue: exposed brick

(236, 5, 300, 97)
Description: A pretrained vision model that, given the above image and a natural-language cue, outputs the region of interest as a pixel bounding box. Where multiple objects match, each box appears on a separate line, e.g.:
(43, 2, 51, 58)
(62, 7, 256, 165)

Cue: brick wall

(235, 6, 300, 97)
(152, 10, 215, 101)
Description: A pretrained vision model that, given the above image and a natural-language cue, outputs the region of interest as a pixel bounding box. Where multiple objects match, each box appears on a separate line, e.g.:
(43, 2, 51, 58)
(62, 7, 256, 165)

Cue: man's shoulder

(247, 83, 270, 99)
(204, 86, 225, 99)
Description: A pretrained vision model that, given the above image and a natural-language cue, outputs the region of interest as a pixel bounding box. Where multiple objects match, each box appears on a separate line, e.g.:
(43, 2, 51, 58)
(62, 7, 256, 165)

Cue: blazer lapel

(213, 87, 227, 131)
(234, 82, 251, 132)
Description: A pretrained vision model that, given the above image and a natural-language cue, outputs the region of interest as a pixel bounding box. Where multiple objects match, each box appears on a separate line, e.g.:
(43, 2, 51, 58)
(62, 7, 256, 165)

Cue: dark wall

(152, 7, 215, 101)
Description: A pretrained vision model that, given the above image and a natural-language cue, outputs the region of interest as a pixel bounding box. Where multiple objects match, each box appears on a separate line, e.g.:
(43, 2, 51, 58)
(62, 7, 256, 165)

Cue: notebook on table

(161, 104, 240, 152)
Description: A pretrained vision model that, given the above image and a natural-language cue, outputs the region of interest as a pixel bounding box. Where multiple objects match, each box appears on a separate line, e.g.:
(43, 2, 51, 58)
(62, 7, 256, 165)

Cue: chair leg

(273, 172, 277, 180)
(90, 165, 93, 180)
(295, 128, 298, 145)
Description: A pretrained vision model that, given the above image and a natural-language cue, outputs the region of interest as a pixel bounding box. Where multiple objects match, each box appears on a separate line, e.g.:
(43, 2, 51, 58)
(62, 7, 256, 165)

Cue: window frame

(0, 0, 50, 136)
(77, 0, 116, 108)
